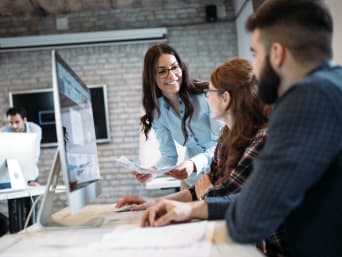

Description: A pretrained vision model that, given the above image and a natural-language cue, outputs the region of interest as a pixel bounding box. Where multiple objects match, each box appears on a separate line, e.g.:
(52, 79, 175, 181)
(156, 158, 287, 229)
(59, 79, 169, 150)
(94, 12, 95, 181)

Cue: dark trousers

(0, 212, 9, 236)
(8, 196, 36, 233)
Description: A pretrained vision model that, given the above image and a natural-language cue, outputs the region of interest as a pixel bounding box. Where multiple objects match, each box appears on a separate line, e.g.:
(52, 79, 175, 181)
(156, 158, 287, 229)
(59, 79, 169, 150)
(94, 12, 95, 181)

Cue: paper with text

(115, 155, 176, 177)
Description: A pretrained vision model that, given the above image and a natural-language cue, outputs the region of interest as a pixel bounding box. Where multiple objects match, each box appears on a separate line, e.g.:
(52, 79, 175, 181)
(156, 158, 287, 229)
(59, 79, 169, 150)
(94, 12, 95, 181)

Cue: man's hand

(195, 174, 213, 199)
(165, 160, 195, 180)
(115, 195, 157, 211)
(28, 181, 40, 187)
(140, 199, 208, 227)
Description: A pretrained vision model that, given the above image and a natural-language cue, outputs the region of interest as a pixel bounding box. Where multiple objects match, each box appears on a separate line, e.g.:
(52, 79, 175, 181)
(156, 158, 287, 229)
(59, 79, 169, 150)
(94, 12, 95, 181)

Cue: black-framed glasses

(156, 64, 182, 79)
(203, 89, 225, 97)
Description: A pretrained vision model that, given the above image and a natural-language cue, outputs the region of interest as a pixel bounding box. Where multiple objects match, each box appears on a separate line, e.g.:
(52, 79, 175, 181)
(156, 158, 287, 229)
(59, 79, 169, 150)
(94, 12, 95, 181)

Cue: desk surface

(0, 204, 263, 257)
(0, 185, 45, 200)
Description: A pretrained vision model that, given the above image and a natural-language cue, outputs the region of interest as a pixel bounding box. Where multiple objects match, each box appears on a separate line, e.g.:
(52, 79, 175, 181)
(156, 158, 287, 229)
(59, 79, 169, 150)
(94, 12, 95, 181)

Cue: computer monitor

(38, 50, 101, 226)
(0, 133, 39, 189)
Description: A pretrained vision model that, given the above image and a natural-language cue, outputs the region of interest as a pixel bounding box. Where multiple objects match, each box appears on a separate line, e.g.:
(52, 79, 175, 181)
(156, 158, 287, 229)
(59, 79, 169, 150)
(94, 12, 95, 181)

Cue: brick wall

(0, 0, 237, 214)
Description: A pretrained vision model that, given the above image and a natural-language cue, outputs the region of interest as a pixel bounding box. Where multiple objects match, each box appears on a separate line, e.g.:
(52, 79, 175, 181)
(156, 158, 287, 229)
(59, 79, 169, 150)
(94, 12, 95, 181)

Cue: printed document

(115, 155, 176, 177)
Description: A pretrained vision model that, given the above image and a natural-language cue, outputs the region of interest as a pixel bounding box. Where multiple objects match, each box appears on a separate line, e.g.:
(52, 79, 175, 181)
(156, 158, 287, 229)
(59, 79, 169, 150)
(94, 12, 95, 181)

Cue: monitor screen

(54, 52, 101, 189)
(38, 50, 102, 222)
(0, 133, 39, 187)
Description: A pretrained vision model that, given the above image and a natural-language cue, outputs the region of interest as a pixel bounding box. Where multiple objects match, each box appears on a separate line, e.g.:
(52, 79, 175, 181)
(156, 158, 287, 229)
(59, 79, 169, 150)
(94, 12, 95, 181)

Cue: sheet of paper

(115, 155, 176, 176)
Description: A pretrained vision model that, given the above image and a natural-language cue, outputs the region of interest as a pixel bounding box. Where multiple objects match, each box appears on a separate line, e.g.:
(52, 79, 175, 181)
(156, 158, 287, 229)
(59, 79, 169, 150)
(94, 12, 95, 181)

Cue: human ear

(222, 91, 231, 106)
(270, 42, 285, 69)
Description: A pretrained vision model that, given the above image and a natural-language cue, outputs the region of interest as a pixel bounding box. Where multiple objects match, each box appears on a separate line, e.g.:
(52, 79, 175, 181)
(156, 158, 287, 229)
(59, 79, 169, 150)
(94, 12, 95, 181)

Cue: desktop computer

(38, 50, 102, 226)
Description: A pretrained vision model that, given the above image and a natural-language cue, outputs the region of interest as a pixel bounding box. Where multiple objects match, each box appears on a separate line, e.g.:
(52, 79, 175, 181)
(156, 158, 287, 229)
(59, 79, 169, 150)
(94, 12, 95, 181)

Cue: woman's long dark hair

(140, 44, 206, 144)
(210, 58, 270, 182)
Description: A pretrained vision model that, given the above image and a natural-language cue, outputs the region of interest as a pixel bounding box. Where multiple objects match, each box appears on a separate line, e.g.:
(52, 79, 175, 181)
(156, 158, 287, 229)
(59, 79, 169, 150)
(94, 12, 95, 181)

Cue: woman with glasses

(134, 43, 222, 187)
(117, 57, 270, 216)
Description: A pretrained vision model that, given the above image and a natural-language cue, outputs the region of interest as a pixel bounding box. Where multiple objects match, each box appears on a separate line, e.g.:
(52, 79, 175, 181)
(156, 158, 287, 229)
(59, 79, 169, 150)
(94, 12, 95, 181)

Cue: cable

(23, 193, 43, 232)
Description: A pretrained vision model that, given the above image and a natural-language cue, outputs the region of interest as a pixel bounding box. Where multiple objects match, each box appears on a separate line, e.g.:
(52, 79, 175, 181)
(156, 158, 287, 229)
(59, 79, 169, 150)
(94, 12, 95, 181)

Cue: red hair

(210, 58, 270, 182)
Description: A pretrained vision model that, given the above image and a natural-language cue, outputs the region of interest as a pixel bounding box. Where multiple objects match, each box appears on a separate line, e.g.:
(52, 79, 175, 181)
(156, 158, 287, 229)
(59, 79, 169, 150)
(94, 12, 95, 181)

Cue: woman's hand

(132, 171, 153, 183)
(165, 160, 195, 180)
(115, 195, 157, 211)
(195, 173, 213, 199)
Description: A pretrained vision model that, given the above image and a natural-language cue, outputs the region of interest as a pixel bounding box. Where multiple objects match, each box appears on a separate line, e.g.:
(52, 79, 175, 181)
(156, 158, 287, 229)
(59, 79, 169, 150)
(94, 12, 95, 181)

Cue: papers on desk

(115, 155, 176, 177)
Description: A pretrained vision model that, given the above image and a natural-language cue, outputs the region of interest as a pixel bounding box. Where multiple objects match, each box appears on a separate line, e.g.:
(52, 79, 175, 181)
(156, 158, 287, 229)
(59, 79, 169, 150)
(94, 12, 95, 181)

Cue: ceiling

(0, 0, 140, 16)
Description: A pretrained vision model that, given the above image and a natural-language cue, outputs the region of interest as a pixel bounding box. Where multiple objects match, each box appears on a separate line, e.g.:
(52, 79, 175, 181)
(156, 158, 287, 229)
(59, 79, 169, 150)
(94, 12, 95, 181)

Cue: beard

(257, 55, 281, 104)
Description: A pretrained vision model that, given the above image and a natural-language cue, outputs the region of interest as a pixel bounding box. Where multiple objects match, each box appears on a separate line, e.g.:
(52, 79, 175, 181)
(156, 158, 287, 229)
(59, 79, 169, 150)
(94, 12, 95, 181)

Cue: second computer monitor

(0, 133, 38, 188)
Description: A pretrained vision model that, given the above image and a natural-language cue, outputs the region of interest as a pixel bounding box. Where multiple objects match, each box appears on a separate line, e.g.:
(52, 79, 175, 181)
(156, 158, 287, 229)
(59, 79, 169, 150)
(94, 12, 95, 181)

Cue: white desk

(0, 204, 263, 257)
(0, 185, 46, 201)
(145, 176, 181, 191)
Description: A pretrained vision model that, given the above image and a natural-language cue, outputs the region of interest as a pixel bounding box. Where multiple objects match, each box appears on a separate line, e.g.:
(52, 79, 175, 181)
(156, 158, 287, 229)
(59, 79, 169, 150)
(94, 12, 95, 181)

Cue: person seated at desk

(117, 58, 283, 254)
(1, 106, 42, 186)
(140, 1, 342, 257)
(132, 43, 223, 189)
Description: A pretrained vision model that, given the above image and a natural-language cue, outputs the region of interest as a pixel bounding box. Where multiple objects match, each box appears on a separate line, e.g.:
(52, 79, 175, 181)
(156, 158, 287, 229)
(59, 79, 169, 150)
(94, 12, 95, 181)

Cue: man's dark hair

(6, 106, 27, 119)
(246, 0, 333, 64)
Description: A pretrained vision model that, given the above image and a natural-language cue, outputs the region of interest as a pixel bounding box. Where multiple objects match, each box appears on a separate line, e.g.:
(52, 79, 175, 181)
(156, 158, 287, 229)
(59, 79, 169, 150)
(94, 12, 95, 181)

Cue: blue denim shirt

(152, 93, 223, 186)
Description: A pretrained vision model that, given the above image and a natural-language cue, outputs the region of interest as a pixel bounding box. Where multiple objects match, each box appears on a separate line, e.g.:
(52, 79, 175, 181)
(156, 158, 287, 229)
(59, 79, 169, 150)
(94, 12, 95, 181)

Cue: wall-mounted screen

(9, 85, 110, 147)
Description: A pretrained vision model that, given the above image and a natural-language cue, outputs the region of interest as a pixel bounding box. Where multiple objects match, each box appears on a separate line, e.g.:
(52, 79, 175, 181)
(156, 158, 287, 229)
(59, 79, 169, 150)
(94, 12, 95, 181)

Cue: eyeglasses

(203, 89, 225, 97)
(156, 64, 182, 79)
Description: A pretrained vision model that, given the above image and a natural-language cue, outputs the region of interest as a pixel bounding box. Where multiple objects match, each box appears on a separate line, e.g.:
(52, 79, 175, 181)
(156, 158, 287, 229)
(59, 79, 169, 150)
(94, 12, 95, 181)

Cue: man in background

(2, 106, 42, 185)
(1, 106, 42, 233)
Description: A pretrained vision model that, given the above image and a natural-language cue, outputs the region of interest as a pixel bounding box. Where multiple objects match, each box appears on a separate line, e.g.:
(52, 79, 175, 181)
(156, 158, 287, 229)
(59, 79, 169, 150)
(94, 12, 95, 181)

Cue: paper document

(116, 156, 176, 176)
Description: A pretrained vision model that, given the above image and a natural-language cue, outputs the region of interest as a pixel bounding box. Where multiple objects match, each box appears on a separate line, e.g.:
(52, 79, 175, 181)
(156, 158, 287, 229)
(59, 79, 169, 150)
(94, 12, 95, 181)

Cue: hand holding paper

(115, 156, 177, 178)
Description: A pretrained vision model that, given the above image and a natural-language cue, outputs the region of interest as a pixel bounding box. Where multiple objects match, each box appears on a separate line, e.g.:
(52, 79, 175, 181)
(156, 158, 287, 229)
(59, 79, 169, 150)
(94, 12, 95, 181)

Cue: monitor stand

(7, 159, 28, 190)
(37, 150, 102, 229)
(37, 150, 64, 227)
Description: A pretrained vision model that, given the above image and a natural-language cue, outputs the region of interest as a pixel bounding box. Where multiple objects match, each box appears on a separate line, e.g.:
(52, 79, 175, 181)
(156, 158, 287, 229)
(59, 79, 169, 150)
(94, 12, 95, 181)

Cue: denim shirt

(152, 93, 223, 186)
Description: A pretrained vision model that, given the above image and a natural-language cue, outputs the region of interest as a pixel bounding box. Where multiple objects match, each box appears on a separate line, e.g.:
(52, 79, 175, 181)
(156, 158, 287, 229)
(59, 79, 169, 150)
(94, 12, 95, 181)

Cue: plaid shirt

(206, 128, 267, 197)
